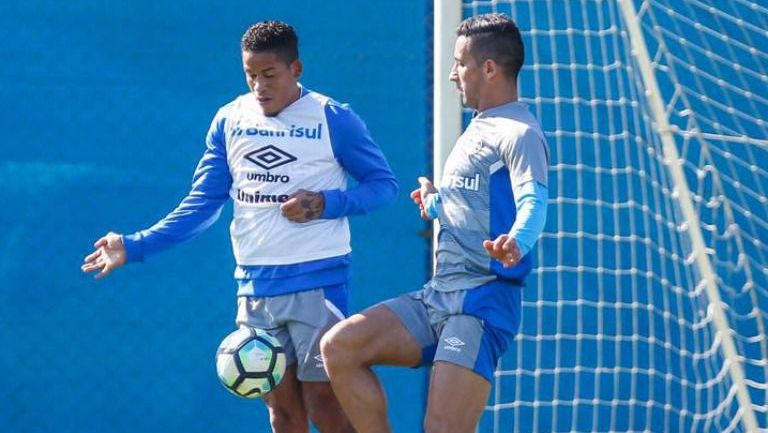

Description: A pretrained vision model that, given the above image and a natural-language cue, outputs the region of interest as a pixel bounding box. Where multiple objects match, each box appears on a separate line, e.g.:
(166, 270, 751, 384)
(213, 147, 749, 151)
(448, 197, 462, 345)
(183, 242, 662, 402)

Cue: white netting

(455, 1, 768, 432)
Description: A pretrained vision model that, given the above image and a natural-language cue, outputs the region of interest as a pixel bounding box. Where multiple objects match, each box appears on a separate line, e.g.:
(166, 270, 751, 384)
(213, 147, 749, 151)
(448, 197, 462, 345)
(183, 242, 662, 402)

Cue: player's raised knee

(320, 318, 357, 369)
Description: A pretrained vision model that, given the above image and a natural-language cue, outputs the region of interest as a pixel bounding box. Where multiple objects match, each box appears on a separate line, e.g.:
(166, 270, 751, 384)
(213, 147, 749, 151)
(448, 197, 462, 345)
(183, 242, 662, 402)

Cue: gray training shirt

(427, 101, 550, 292)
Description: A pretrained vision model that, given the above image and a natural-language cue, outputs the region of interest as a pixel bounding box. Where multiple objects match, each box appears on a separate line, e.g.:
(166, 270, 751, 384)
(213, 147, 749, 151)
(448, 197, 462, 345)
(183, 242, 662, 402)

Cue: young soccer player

(81, 20, 397, 433)
(320, 13, 549, 433)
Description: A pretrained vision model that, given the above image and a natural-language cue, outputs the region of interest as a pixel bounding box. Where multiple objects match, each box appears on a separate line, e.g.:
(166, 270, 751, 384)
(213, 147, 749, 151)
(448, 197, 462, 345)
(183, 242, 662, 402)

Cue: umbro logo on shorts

(314, 354, 324, 368)
(443, 337, 465, 352)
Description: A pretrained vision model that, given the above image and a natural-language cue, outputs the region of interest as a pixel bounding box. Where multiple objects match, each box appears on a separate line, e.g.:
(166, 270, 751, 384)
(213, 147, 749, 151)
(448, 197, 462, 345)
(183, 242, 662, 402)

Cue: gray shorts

(235, 288, 346, 382)
(381, 279, 522, 382)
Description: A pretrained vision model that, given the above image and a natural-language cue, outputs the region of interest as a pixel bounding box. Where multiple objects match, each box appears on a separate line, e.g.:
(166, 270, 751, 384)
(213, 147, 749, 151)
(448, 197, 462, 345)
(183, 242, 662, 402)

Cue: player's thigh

(424, 361, 490, 433)
(324, 304, 423, 367)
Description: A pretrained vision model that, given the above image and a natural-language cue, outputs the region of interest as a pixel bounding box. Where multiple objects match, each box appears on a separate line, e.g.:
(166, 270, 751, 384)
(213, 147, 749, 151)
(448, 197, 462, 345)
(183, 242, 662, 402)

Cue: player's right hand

(411, 176, 437, 220)
(81, 232, 126, 280)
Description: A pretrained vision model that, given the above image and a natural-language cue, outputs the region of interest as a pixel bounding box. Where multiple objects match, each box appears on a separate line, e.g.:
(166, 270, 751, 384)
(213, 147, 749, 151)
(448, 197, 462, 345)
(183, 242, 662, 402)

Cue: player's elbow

(369, 176, 400, 208)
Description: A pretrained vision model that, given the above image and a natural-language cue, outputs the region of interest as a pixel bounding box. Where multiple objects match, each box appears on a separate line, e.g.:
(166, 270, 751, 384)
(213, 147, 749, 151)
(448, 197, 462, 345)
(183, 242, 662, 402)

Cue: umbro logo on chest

(245, 145, 298, 170)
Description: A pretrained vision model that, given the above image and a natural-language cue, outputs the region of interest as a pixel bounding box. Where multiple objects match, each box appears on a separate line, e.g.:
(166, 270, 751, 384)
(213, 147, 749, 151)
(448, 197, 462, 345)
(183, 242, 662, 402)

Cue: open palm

(81, 232, 127, 279)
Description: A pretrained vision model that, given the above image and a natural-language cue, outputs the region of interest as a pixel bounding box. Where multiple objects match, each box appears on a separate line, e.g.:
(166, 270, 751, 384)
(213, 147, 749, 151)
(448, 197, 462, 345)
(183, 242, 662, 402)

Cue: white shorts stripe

(324, 299, 345, 320)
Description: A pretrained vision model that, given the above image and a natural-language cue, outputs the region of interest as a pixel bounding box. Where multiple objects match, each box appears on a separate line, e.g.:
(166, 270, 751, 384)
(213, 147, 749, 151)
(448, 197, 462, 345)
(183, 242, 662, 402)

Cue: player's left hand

(410, 176, 437, 220)
(280, 189, 325, 223)
(483, 234, 521, 268)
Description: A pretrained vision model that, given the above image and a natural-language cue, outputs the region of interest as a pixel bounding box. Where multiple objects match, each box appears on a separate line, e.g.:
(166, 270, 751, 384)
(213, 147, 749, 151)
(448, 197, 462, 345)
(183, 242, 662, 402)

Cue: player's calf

(261, 365, 310, 433)
(302, 381, 355, 433)
(266, 404, 308, 433)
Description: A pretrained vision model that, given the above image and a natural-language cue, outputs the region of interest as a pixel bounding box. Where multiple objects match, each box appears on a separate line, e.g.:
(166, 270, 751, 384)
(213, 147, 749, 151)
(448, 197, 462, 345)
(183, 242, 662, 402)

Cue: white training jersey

(223, 91, 350, 265)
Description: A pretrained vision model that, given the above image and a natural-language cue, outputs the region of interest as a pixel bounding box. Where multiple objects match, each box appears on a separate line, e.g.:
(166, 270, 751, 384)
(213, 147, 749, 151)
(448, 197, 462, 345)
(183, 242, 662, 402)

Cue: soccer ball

(215, 327, 287, 398)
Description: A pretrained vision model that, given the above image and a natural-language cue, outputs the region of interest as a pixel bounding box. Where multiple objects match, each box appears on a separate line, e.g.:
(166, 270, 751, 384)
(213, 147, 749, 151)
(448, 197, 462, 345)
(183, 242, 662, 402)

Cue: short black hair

(241, 21, 299, 64)
(456, 13, 524, 82)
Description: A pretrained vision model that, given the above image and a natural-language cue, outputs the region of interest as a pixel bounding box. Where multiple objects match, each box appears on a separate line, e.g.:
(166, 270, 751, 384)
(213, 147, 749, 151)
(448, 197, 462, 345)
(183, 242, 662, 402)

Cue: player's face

(242, 50, 302, 117)
(450, 35, 483, 109)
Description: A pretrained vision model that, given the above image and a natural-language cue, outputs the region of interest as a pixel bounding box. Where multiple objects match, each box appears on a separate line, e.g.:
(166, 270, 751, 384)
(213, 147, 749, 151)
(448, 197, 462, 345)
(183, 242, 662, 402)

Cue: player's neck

(286, 84, 302, 107)
(477, 85, 519, 112)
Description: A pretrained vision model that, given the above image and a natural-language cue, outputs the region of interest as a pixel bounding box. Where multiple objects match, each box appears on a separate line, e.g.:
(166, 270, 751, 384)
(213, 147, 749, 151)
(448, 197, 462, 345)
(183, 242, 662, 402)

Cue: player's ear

(290, 59, 303, 78)
(483, 58, 499, 80)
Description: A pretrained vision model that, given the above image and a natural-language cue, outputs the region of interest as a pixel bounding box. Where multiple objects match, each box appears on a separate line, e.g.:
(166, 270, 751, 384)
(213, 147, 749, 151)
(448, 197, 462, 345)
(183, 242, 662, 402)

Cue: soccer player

(81, 21, 397, 433)
(320, 13, 549, 433)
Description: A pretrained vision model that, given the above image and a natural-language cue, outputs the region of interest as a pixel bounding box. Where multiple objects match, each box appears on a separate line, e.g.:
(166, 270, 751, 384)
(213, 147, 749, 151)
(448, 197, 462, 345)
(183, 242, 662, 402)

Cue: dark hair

(241, 21, 299, 64)
(456, 13, 524, 82)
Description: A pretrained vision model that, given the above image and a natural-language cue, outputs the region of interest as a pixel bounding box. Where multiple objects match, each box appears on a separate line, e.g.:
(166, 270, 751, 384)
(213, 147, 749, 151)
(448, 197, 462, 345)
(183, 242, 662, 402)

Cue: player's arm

(82, 113, 233, 278)
(484, 181, 548, 267)
(508, 180, 548, 257)
(280, 102, 398, 223)
(314, 102, 400, 219)
(123, 114, 232, 261)
(484, 128, 550, 267)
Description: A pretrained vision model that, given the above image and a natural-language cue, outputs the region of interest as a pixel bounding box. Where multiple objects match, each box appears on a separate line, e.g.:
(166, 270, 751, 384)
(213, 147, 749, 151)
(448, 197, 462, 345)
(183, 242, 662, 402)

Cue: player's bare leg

(320, 305, 422, 433)
(301, 381, 355, 433)
(262, 365, 309, 433)
(423, 361, 490, 433)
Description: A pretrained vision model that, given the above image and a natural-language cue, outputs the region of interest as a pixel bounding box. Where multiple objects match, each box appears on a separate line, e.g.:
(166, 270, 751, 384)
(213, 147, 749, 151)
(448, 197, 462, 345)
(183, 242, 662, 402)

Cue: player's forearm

(508, 181, 548, 257)
(123, 193, 227, 262)
(320, 175, 398, 218)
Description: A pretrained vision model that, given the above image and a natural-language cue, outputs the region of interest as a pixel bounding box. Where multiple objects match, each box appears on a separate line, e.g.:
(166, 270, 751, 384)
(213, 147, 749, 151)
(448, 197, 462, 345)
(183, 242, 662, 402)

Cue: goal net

(434, 1, 768, 432)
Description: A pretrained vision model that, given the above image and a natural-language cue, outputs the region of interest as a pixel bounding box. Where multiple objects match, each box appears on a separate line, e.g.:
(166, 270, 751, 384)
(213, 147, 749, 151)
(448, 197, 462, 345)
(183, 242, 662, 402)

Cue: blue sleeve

(424, 192, 441, 219)
(122, 113, 233, 262)
(509, 180, 548, 257)
(320, 102, 399, 218)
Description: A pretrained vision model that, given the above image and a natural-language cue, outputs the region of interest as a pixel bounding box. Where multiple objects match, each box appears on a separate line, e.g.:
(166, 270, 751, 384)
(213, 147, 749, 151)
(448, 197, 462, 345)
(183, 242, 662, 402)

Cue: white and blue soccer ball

(215, 327, 286, 398)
